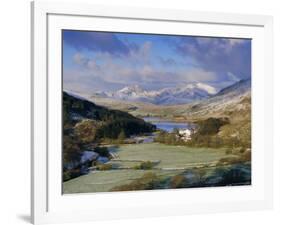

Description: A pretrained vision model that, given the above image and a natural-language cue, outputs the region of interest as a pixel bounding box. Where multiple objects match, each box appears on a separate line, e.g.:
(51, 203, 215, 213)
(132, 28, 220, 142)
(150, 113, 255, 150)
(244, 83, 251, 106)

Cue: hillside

(181, 79, 251, 147)
(175, 79, 251, 119)
(215, 78, 250, 97)
(64, 91, 156, 136)
(63, 92, 156, 169)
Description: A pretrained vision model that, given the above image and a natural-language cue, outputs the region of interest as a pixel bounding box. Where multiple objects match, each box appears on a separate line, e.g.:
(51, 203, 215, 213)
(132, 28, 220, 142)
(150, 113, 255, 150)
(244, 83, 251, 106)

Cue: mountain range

(65, 78, 251, 124)
(93, 82, 218, 105)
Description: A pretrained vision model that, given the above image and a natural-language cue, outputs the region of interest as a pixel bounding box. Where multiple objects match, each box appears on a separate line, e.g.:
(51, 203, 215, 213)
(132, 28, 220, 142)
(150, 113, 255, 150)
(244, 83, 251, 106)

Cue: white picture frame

(31, 1, 273, 224)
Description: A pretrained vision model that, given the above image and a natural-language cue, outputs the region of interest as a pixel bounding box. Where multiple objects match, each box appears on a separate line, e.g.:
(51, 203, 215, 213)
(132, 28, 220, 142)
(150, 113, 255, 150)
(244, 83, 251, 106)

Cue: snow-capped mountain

(111, 85, 151, 100)
(182, 79, 251, 118)
(104, 83, 218, 105)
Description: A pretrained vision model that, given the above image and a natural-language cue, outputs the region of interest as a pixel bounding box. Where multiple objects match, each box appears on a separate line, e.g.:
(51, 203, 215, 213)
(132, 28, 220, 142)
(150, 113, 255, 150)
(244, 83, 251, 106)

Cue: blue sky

(63, 30, 251, 93)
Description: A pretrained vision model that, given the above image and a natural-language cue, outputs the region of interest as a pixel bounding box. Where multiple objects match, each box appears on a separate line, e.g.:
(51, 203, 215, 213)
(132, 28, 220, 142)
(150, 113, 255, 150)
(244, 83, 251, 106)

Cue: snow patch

(103, 82, 218, 105)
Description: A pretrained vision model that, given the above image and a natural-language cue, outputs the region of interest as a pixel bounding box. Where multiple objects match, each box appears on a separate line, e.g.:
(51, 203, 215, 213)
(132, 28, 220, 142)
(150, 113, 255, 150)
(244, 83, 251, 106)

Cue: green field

(63, 169, 184, 193)
(109, 143, 232, 169)
(63, 143, 241, 193)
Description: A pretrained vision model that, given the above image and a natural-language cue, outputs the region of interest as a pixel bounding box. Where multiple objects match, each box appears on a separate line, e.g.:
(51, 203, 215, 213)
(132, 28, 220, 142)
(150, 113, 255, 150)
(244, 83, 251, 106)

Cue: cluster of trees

(96, 119, 154, 140)
(63, 92, 156, 143)
(154, 117, 250, 148)
(154, 130, 180, 145)
(196, 117, 229, 135)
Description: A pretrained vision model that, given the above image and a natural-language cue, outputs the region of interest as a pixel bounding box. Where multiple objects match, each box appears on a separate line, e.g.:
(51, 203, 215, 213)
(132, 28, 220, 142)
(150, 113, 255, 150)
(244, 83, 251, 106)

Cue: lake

(143, 116, 193, 132)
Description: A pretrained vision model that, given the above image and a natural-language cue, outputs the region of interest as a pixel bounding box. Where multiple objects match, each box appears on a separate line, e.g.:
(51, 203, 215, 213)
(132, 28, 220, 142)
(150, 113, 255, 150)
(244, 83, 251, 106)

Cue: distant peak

(119, 84, 143, 92)
(194, 83, 217, 94)
(183, 82, 217, 95)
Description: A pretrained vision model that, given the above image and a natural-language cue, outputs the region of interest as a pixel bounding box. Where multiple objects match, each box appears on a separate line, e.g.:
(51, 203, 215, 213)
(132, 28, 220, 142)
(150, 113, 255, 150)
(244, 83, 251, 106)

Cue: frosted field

(63, 169, 183, 193)
(63, 143, 234, 193)
(110, 143, 231, 169)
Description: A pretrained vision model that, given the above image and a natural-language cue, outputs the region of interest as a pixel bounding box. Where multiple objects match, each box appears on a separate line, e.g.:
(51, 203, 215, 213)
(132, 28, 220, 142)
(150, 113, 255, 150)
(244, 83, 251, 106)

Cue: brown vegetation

(170, 175, 188, 188)
(111, 172, 160, 191)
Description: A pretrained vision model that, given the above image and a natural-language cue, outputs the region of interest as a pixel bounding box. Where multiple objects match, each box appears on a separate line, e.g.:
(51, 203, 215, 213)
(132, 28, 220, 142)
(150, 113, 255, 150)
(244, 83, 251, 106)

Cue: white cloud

(73, 53, 86, 65)
(67, 40, 220, 93)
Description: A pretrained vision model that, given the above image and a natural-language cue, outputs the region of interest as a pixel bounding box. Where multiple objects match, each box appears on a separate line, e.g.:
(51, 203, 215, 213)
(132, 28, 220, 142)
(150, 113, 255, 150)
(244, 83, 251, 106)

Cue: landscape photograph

(62, 30, 251, 193)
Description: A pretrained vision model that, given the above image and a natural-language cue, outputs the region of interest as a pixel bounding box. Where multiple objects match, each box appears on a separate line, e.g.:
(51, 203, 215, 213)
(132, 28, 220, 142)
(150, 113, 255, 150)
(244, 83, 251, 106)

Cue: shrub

(133, 165, 141, 170)
(133, 161, 154, 170)
(74, 119, 99, 143)
(96, 164, 112, 171)
(170, 175, 187, 188)
(225, 149, 233, 155)
(140, 161, 153, 169)
(214, 165, 251, 186)
(111, 172, 160, 191)
(239, 148, 246, 153)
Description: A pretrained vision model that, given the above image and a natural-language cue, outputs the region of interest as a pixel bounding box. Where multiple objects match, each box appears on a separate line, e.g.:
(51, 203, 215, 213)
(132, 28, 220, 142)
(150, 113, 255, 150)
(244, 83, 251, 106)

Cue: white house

(178, 129, 192, 142)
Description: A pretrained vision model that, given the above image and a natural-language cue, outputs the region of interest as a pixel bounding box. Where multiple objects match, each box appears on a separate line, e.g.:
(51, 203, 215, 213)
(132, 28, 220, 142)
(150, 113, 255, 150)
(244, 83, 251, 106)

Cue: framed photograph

(31, 1, 273, 224)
